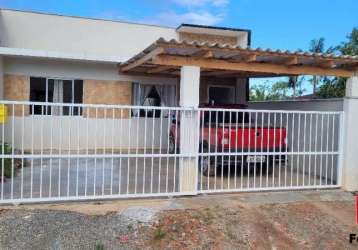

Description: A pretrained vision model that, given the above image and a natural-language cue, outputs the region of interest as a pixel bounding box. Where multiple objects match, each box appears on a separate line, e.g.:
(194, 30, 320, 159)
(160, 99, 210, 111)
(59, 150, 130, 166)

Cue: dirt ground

(0, 190, 357, 249)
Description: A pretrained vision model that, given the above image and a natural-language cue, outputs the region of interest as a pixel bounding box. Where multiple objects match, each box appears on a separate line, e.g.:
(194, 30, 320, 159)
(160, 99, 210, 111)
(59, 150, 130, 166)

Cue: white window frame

(29, 76, 83, 116)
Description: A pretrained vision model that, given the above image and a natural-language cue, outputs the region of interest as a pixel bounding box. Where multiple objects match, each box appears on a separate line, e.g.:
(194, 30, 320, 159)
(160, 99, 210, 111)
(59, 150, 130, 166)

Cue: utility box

(0, 105, 8, 123)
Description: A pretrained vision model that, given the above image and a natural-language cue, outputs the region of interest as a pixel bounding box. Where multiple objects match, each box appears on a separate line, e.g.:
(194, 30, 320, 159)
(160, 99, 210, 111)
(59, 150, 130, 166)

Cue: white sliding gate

(197, 108, 344, 193)
(0, 101, 344, 204)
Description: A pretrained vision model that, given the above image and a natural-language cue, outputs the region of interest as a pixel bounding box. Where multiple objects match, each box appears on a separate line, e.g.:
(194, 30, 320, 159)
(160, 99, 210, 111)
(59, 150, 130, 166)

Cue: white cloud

(171, 0, 229, 7)
(151, 10, 223, 26)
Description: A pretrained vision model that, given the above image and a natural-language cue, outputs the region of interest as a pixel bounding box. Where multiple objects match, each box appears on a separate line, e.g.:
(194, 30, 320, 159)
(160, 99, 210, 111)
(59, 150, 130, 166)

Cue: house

(0, 8, 357, 203)
(0, 9, 250, 109)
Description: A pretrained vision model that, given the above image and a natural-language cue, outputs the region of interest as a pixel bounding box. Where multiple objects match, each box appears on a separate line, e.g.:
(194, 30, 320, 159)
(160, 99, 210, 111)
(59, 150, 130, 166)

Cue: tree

(288, 76, 305, 98)
(250, 80, 292, 101)
(308, 38, 325, 95)
(340, 27, 358, 56)
(316, 27, 358, 98)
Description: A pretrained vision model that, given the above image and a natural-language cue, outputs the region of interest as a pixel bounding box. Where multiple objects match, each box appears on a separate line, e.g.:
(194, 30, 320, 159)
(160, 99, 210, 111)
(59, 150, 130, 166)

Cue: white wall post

(179, 66, 200, 193)
(342, 72, 358, 191)
(0, 56, 3, 99)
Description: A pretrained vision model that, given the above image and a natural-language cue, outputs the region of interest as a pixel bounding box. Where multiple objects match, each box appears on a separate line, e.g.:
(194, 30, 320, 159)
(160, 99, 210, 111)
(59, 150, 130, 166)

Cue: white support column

(0, 56, 3, 99)
(342, 72, 358, 191)
(179, 66, 200, 193)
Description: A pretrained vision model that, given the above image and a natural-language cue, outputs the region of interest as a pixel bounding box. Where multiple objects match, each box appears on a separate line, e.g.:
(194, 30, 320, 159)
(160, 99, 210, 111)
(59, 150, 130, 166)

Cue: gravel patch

(0, 209, 147, 250)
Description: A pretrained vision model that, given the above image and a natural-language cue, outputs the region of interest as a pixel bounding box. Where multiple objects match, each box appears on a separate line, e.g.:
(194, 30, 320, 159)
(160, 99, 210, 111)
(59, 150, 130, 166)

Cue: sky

(0, 0, 357, 94)
(0, 0, 357, 51)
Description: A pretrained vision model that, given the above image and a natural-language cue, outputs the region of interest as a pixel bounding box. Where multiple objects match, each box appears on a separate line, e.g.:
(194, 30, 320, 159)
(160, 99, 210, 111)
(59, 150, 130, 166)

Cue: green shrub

(95, 243, 105, 250)
(0, 143, 13, 178)
(153, 227, 166, 240)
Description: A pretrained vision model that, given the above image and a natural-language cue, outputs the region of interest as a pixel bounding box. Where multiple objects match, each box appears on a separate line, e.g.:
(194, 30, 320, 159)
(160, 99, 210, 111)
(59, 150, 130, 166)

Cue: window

(208, 85, 236, 105)
(132, 83, 177, 117)
(30, 77, 83, 115)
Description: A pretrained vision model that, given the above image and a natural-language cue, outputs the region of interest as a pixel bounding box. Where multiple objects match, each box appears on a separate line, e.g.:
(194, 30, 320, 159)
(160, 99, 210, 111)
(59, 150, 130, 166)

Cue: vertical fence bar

(320, 113, 324, 186)
(21, 104, 25, 199)
(260, 112, 264, 188)
(134, 108, 139, 194)
(325, 114, 330, 185)
(11, 104, 15, 200)
(234, 111, 238, 189)
(142, 109, 148, 194)
(1, 106, 4, 201)
(93, 107, 98, 196)
(76, 108, 80, 197)
(110, 108, 115, 195)
(337, 112, 345, 187)
(207, 110, 212, 190)
(119, 108, 123, 195)
(330, 114, 335, 185)
(173, 110, 178, 192)
(85, 107, 89, 197)
(308, 113, 313, 186)
(102, 108, 106, 195)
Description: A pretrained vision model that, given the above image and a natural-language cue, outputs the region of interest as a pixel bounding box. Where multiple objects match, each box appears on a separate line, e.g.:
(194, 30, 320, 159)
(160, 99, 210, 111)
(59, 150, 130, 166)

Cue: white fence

(0, 101, 344, 204)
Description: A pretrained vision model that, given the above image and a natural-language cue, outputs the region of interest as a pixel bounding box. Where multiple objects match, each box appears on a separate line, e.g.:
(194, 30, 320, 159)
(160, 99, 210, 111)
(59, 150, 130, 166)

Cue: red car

(169, 104, 287, 176)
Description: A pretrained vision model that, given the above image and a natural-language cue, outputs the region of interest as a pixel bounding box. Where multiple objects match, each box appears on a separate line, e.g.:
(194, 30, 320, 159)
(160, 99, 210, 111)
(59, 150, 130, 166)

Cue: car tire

(199, 145, 216, 177)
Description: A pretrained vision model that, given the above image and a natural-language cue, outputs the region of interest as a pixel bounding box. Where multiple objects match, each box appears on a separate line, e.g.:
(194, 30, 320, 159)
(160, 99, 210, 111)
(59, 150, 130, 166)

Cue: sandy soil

(0, 190, 357, 249)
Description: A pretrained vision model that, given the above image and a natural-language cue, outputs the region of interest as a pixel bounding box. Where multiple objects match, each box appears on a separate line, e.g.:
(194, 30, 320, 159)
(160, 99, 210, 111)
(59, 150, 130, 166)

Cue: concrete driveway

(1, 156, 335, 201)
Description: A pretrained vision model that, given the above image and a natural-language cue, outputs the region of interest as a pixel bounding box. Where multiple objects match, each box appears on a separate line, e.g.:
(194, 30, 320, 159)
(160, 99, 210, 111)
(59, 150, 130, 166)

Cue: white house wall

(0, 9, 177, 60)
(248, 99, 344, 111)
(4, 116, 170, 151)
(0, 56, 3, 99)
(3, 57, 178, 85)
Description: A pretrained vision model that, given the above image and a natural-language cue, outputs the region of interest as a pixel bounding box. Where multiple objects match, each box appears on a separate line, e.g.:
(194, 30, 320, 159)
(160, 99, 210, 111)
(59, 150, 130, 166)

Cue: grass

(153, 227, 166, 240)
(0, 142, 13, 178)
(95, 243, 105, 250)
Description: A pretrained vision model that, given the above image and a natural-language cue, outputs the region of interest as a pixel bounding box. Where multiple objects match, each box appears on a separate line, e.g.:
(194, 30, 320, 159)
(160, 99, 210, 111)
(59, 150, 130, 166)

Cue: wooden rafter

(120, 47, 164, 72)
(152, 55, 354, 77)
(146, 65, 174, 74)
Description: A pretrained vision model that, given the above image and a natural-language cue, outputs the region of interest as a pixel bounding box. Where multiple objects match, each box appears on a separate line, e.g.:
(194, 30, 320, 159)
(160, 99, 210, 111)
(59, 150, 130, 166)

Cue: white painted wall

(0, 56, 3, 99)
(342, 74, 358, 191)
(0, 9, 177, 60)
(3, 57, 178, 85)
(4, 116, 170, 151)
(248, 99, 343, 111)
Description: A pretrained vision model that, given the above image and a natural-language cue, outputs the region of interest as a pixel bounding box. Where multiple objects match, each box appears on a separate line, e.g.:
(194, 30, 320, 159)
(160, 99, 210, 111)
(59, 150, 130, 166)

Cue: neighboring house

(0, 9, 250, 109)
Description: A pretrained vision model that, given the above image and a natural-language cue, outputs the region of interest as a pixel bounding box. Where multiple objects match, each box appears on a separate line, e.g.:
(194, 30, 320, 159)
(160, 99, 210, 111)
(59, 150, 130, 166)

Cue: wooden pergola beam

(317, 60, 335, 68)
(146, 65, 174, 74)
(120, 47, 164, 72)
(282, 56, 298, 65)
(152, 55, 354, 77)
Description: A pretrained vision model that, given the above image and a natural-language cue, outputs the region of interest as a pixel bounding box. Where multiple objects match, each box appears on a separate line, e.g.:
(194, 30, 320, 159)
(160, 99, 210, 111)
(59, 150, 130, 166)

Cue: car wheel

(199, 154, 215, 177)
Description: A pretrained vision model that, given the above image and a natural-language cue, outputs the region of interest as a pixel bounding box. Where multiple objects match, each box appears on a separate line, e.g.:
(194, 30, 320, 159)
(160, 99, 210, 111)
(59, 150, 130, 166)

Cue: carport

(119, 38, 358, 193)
